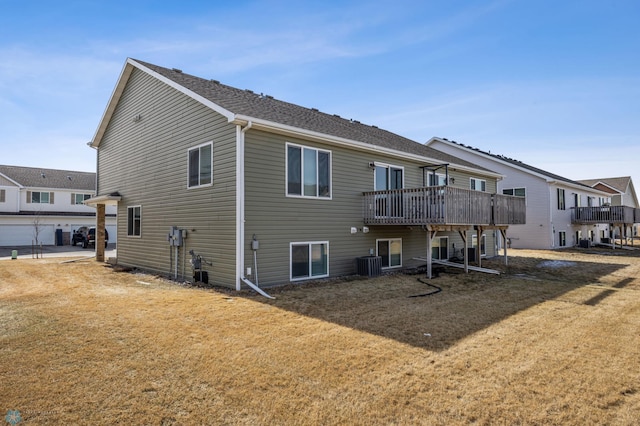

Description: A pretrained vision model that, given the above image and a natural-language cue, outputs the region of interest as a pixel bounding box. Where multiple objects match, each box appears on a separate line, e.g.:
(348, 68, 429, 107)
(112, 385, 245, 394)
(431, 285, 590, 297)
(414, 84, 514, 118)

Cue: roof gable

(426, 137, 601, 192)
(90, 58, 496, 176)
(0, 165, 95, 191)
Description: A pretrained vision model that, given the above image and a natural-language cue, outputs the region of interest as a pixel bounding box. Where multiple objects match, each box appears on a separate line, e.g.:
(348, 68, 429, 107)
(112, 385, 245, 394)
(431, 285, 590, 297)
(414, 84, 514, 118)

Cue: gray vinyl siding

(97, 68, 237, 286)
(243, 130, 500, 286)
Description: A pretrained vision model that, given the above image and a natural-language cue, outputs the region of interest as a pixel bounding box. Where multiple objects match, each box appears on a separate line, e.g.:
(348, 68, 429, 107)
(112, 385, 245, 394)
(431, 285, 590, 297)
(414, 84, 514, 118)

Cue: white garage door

(0, 225, 55, 246)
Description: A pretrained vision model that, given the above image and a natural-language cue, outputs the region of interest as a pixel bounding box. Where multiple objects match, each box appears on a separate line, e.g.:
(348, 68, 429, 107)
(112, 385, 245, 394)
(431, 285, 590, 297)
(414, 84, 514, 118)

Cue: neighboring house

(0, 165, 117, 246)
(577, 176, 639, 237)
(86, 58, 524, 291)
(426, 137, 632, 249)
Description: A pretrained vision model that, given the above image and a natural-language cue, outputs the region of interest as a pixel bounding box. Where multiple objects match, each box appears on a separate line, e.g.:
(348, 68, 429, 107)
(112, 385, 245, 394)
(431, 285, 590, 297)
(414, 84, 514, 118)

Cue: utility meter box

(168, 226, 183, 247)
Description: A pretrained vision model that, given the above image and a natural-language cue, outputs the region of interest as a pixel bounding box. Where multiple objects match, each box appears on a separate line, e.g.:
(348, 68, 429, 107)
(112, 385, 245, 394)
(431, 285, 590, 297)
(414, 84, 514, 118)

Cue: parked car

(82, 227, 109, 249)
(71, 227, 89, 246)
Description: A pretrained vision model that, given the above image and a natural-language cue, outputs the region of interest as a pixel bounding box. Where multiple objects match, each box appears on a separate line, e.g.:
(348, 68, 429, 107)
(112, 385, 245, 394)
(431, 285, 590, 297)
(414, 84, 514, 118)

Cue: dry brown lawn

(1, 248, 639, 425)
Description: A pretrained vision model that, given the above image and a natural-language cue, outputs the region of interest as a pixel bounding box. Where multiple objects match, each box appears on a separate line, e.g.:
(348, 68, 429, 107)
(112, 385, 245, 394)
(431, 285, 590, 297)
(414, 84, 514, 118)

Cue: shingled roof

(92, 58, 495, 175)
(429, 138, 594, 189)
(577, 177, 631, 194)
(0, 165, 95, 191)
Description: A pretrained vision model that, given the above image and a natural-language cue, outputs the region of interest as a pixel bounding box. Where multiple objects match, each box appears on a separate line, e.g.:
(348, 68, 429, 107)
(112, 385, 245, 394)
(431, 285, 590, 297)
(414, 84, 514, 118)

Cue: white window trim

(289, 241, 329, 281)
(286, 143, 333, 200)
(373, 162, 405, 190)
(470, 177, 486, 192)
(376, 238, 403, 269)
(427, 172, 447, 187)
(127, 205, 142, 238)
(187, 141, 214, 190)
(472, 234, 487, 257)
(432, 236, 449, 260)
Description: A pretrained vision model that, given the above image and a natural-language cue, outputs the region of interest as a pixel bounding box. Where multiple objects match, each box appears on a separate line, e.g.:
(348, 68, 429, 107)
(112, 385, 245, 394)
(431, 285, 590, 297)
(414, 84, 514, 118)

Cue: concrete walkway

(0, 244, 116, 260)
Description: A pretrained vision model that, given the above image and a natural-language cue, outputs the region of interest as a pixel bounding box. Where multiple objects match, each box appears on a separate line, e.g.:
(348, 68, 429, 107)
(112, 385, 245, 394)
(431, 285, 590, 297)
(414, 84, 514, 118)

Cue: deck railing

(572, 206, 637, 224)
(363, 186, 526, 226)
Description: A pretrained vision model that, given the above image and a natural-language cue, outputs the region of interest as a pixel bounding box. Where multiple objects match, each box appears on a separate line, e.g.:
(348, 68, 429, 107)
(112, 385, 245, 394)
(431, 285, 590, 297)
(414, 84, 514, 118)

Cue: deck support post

(476, 226, 483, 269)
(458, 229, 468, 274)
(500, 228, 508, 266)
(426, 228, 438, 279)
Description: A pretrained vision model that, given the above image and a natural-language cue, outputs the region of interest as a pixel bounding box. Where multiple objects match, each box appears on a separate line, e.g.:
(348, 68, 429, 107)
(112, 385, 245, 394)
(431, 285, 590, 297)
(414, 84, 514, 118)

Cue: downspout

(237, 121, 274, 299)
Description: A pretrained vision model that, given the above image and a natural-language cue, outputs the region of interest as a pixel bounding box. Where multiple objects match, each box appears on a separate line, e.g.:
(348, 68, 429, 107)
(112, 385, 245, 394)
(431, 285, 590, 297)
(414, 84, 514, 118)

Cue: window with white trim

(377, 238, 402, 268)
(470, 178, 486, 192)
(428, 173, 447, 187)
(502, 188, 526, 197)
(188, 142, 213, 188)
(72, 193, 92, 205)
(557, 188, 566, 210)
(127, 206, 141, 237)
(28, 191, 53, 204)
(287, 144, 331, 198)
(431, 236, 449, 260)
(290, 242, 329, 280)
(472, 234, 487, 257)
(558, 231, 566, 247)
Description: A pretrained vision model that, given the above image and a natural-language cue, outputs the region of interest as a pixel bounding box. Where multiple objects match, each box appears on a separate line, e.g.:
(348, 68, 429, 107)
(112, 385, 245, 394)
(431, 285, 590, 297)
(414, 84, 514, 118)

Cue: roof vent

(333, 114, 341, 118)
(371, 125, 378, 128)
(245, 89, 254, 94)
(266, 95, 273, 99)
(311, 108, 319, 112)
(172, 68, 183, 73)
(210, 79, 220, 84)
(41, 173, 46, 178)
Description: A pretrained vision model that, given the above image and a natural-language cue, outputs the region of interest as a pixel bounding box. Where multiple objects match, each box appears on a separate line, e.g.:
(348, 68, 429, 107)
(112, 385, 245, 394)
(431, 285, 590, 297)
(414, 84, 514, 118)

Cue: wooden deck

(571, 206, 639, 225)
(363, 186, 526, 226)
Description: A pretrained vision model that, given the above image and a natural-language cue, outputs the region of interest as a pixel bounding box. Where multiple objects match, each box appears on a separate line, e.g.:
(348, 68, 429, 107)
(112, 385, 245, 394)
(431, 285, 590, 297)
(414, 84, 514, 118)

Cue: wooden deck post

(500, 228, 508, 266)
(426, 230, 432, 279)
(458, 229, 468, 274)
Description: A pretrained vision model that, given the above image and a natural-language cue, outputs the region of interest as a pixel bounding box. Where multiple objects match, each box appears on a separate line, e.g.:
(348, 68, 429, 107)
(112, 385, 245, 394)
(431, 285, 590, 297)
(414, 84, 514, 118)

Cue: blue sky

(1, 0, 639, 188)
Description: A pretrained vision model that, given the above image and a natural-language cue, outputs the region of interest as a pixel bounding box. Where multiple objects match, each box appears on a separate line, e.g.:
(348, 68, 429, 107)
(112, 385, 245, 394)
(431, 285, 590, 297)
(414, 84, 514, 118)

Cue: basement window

(290, 241, 329, 281)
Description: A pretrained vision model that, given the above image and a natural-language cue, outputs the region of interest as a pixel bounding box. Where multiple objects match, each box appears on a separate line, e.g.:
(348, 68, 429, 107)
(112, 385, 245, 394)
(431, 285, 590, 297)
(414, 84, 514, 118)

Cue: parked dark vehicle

(71, 227, 89, 246)
(82, 227, 109, 249)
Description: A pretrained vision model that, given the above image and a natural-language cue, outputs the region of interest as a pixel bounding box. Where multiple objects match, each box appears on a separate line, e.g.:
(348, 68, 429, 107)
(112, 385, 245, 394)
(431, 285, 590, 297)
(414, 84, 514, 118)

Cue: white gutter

(236, 121, 274, 299)
(231, 116, 503, 180)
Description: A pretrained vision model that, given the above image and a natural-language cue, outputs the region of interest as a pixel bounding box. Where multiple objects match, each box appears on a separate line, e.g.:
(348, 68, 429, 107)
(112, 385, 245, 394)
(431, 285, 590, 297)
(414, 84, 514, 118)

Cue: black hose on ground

(408, 277, 442, 298)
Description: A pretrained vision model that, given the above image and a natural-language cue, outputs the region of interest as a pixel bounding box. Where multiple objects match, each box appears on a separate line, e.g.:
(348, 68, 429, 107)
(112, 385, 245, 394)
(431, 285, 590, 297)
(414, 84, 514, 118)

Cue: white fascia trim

(0, 172, 23, 188)
(129, 59, 235, 122)
(90, 60, 135, 148)
(91, 58, 236, 148)
(548, 180, 611, 196)
(427, 136, 556, 182)
(233, 116, 502, 179)
(592, 181, 623, 194)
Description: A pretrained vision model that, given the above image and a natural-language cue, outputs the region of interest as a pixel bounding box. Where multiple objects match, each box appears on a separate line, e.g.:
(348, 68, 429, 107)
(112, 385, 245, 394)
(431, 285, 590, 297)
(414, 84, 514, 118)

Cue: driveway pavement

(0, 244, 116, 260)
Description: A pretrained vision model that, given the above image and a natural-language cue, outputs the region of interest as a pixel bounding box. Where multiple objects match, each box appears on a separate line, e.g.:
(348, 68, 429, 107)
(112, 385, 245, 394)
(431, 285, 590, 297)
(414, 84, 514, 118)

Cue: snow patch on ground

(537, 260, 577, 268)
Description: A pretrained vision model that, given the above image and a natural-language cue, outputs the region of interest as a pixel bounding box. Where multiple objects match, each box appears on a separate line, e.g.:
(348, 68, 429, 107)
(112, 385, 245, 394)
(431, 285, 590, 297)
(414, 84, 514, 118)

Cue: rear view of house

(87, 59, 525, 290)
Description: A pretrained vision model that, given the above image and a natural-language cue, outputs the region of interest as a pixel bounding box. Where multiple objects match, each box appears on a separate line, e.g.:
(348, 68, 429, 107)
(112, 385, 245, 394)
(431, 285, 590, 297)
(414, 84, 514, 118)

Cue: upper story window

(375, 164, 404, 190)
(503, 188, 526, 197)
(557, 188, 566, 210)
(72, 193, 92, 205)
(27, 191, 53, 204)
(427, 173, 447, 187)
(188, 142, 213, 188)
(287, 143, 331, 198)
(574, 193, 581, 208)
(470, 178, 486, 192)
